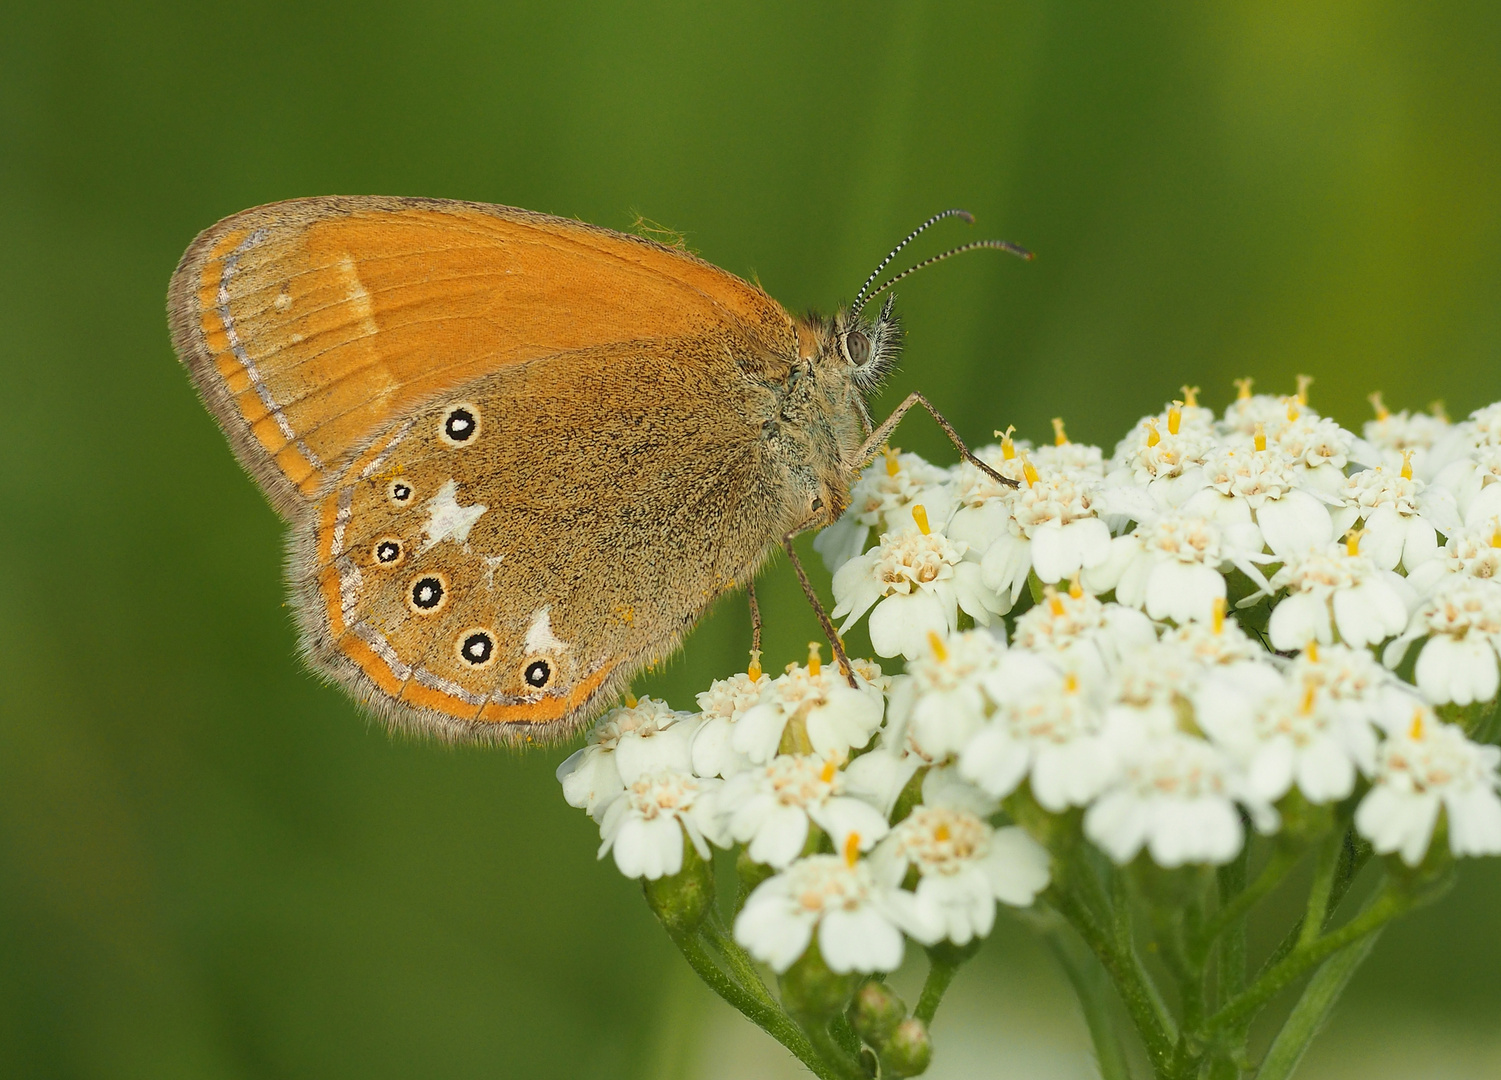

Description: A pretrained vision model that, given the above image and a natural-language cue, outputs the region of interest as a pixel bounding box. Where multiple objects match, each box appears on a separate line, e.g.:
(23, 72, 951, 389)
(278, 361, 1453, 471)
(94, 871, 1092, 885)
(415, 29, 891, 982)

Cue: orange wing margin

(167, 196, 796, 516)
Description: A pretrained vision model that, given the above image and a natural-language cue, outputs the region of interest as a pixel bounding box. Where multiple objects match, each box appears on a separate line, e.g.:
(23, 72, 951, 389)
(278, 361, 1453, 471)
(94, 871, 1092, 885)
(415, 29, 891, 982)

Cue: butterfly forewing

(169, 196, 799, 517)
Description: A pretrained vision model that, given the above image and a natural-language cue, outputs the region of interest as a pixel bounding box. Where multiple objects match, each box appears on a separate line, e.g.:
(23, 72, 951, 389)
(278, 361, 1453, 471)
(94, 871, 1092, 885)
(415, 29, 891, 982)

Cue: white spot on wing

(481, 554, 505, 590)
(525, 606, 570, 654)
(420, 479, 487, 553)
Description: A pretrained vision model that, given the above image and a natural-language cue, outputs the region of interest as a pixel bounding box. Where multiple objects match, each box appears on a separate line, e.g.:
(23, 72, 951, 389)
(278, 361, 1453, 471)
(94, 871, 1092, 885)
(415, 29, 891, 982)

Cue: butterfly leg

(746, 580, 763, 666)
(851, 391, 1018, 488)
(781, 533, 859, 689)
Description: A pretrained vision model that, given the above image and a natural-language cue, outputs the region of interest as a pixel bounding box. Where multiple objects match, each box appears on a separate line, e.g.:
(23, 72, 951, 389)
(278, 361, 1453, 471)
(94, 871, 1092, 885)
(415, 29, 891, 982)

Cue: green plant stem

(1192, 843, 1300, 966)
(1253, 842, 1371, 985)
(1048, 886, 1176, 1075)
(1044, 925, 1135, 1080)
(667, 931, 838, 1080)
(1215, 851, 1249, 1002)
(800, 1019, 868, 1080)
(1255, 927, 1385, 1080)
(701, 917, 779, 1009)
(1203, 883, 1412, 1038)
(1299, 832, 1343, 949)
(914, 952, 960, 1026)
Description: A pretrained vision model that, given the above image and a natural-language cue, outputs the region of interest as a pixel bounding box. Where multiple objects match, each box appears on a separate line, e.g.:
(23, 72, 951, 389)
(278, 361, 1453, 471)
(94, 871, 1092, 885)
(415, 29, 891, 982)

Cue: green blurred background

(4, 1, 1501, 1077)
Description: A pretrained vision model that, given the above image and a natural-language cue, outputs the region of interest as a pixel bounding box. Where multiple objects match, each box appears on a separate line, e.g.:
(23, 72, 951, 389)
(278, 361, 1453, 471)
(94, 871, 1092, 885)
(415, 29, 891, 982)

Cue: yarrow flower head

(1264, 535, 1412, 651)
(1106, 510, 1268, 624)
(959, 656, 1118, 811)
(832, 506, 1002, 658)
(557, 696, 698, 820)
(1386, 575, 1501, 706)
(980, 461, 1114, 603)
(558, 380, 1501, 1080)
(732, 650, 885, 764)
(1196, 662, 1377, 806)
(873, 771, 1050, 946)
(1362, 393, 1451, 474)
(1085, 724, 1251, 867)
(1010, 582, 1156, 683)
(717, 752, 889, 869)
(814, 450, 954, 572)
(1356, 704, 1501, 865)
(886, 628, 1007, 759)
(597, 767, 721, 880)
(734, 849, 908, 974)
(690, 667, 771, 779)
(1188, 441, 1334, 559)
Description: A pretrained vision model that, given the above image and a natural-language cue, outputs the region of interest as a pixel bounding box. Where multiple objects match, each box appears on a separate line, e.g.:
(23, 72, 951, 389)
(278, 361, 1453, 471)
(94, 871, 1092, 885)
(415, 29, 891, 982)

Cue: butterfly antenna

(863, 238, 1033, 304)
(850, 208, 975, 318)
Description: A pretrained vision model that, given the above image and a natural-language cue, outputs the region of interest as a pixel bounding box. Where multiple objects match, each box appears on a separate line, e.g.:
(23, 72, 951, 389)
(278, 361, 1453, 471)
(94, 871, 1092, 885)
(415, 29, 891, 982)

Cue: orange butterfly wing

(167, 195, 797, 516)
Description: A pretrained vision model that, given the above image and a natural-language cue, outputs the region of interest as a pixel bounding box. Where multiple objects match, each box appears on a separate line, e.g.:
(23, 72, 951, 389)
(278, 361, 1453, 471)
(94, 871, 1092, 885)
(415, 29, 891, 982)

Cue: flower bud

(880, 1017, 932, 1077)
(780, 943, 858, 1019)
(850, 981, 906, 1047)
(642, 836, 714, 933)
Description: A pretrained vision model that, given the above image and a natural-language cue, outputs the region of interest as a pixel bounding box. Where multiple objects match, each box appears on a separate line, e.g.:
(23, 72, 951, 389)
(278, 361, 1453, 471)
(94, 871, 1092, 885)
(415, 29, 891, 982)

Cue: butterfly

(168, 197, 1027, 743)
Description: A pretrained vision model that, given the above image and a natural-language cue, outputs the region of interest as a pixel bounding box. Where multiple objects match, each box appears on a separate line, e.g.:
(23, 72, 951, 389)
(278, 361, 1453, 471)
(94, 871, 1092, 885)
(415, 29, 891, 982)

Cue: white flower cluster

(558, 382, 1501, 979)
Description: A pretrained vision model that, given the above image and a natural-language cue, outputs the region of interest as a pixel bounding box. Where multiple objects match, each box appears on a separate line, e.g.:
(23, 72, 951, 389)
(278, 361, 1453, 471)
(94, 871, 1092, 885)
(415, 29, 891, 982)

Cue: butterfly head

(837, 294, 902, 395)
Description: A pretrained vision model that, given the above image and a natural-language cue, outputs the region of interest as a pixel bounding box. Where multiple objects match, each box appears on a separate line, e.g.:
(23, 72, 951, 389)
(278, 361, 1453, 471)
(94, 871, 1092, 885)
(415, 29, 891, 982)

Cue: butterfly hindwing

(292, 335, 789, 743)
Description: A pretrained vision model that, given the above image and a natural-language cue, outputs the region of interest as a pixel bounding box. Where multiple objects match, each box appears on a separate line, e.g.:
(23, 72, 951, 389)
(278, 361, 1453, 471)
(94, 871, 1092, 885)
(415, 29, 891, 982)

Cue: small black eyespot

(388, 479, 414, 504)
(373, 538, 403, 566)
(844, 330, 871, 367)
(458, 630, 495, 667)
(524, 659, 552, 688)
(408, 574, 447, 613)
(440, 403, 481, 446)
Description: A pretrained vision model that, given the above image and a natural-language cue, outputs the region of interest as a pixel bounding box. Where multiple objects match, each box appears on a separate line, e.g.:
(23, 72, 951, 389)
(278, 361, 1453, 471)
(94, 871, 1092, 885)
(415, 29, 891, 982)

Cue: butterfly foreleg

(780, 531, 859, 689)
(746, 579, 763, 664)
(850, 391, 1018, 489)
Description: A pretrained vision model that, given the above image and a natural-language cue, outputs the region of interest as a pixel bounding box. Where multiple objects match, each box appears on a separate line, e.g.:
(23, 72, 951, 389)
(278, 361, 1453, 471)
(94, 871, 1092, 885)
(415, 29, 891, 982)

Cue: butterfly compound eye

(843, 330, 871, 367)
(439, 403, 481, 446)
(524, 659, 552, 689)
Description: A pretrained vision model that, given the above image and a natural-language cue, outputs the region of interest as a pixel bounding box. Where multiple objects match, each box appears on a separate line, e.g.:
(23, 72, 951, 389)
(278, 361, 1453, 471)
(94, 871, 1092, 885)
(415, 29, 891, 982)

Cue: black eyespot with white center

(387, 479, 415, 505)
(457, 629, 495, 668)
(439, 402, 482, 446)
(524, 659, 552, 688)
(844, 330, 871, 367)
(407, 573, 448, 614)
(373, 537, 404, 566)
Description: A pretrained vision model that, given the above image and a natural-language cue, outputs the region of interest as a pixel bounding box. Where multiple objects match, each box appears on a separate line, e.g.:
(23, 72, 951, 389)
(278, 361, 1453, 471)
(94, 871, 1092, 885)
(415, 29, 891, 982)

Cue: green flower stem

(1299, 831, 1344, 948)
(1044, 924, 1135, 1080)
(1202, 883, 1412, 1038)
(1047, 887, 1176, 1076)
(1252, 842, 1372, 985)
(800, 1019, 868, 1080)
(1110, 863, 1134, 953)
(1255, 926, 1385, 1080)
(828, 1011, 862, 1059)
(914, 952, 960, 1026)
(1215, 850, 1250, 1002)
(701, 917, 779, 1009)
(1191, 842, 1301, 967)
(667, 931, 838, 1080)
